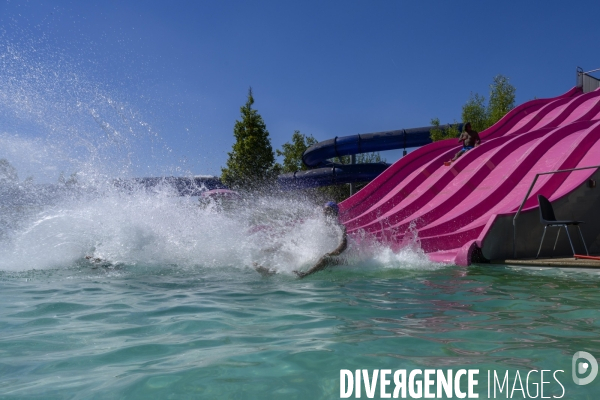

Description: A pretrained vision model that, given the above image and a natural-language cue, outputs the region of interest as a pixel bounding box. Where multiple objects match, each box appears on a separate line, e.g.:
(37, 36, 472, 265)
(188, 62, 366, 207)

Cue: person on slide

(446, 122, 481, 165)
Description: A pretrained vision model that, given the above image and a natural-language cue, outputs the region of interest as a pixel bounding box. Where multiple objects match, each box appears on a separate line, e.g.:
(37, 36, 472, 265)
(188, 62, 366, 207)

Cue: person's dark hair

(463, 122, 472, 132)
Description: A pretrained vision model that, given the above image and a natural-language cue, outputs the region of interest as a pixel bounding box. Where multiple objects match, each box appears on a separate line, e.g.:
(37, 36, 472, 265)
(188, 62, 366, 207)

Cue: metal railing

(512, 165, 600, 258)
(577, 67, 600, 93)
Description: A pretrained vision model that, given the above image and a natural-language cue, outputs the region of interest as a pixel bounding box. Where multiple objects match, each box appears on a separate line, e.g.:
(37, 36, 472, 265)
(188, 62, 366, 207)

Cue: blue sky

(1, 1, 600, 179)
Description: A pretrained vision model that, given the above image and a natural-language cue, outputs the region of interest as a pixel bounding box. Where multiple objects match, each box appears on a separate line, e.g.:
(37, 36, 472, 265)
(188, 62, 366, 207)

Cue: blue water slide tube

(277, 123, 461, 188)
(278, 162, 390, 189)
(302, 124, 462, 168)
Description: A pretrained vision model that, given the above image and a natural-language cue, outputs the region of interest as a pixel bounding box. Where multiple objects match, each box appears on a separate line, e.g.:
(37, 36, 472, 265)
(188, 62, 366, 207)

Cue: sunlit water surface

(1, 247, 600, 398)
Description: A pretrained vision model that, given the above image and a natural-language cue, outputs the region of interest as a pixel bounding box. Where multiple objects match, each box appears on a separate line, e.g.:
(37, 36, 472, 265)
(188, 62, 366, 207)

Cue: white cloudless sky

(1, 1, 599, 178)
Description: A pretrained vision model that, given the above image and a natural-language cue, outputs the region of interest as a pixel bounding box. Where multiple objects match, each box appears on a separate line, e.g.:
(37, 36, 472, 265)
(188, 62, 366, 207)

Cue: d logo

(572, 351, 598, 385)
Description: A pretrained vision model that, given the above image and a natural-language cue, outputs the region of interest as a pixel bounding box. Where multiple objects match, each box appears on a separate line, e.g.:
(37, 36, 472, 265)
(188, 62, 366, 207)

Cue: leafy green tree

(221, 88, 276, 190)
(330, 152, 386, 165)
(461, 93, 487, 133)
(432, 74, 516, 139)
(429, 118, 461, 142)
(276, 130, 318, 173)
(356, 152, 386, 164)
(487, 74, 516, 127)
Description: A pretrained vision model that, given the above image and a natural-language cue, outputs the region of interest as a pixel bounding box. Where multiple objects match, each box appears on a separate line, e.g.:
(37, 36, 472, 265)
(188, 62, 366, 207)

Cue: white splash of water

(342, 222, 442, 272)
(0, 34, 172, 184)
(0, 189, 332, 272)
(0, 36, 441, 275)
(0, 184, 444, 274)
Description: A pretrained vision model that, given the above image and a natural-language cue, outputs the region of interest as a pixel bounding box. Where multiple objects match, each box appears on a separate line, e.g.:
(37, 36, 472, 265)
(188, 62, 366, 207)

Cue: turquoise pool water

(1, 261, 599, 399)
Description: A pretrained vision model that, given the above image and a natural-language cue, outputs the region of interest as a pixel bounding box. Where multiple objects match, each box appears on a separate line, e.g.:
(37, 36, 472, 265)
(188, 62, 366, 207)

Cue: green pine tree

(221, 88, 276, 190)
